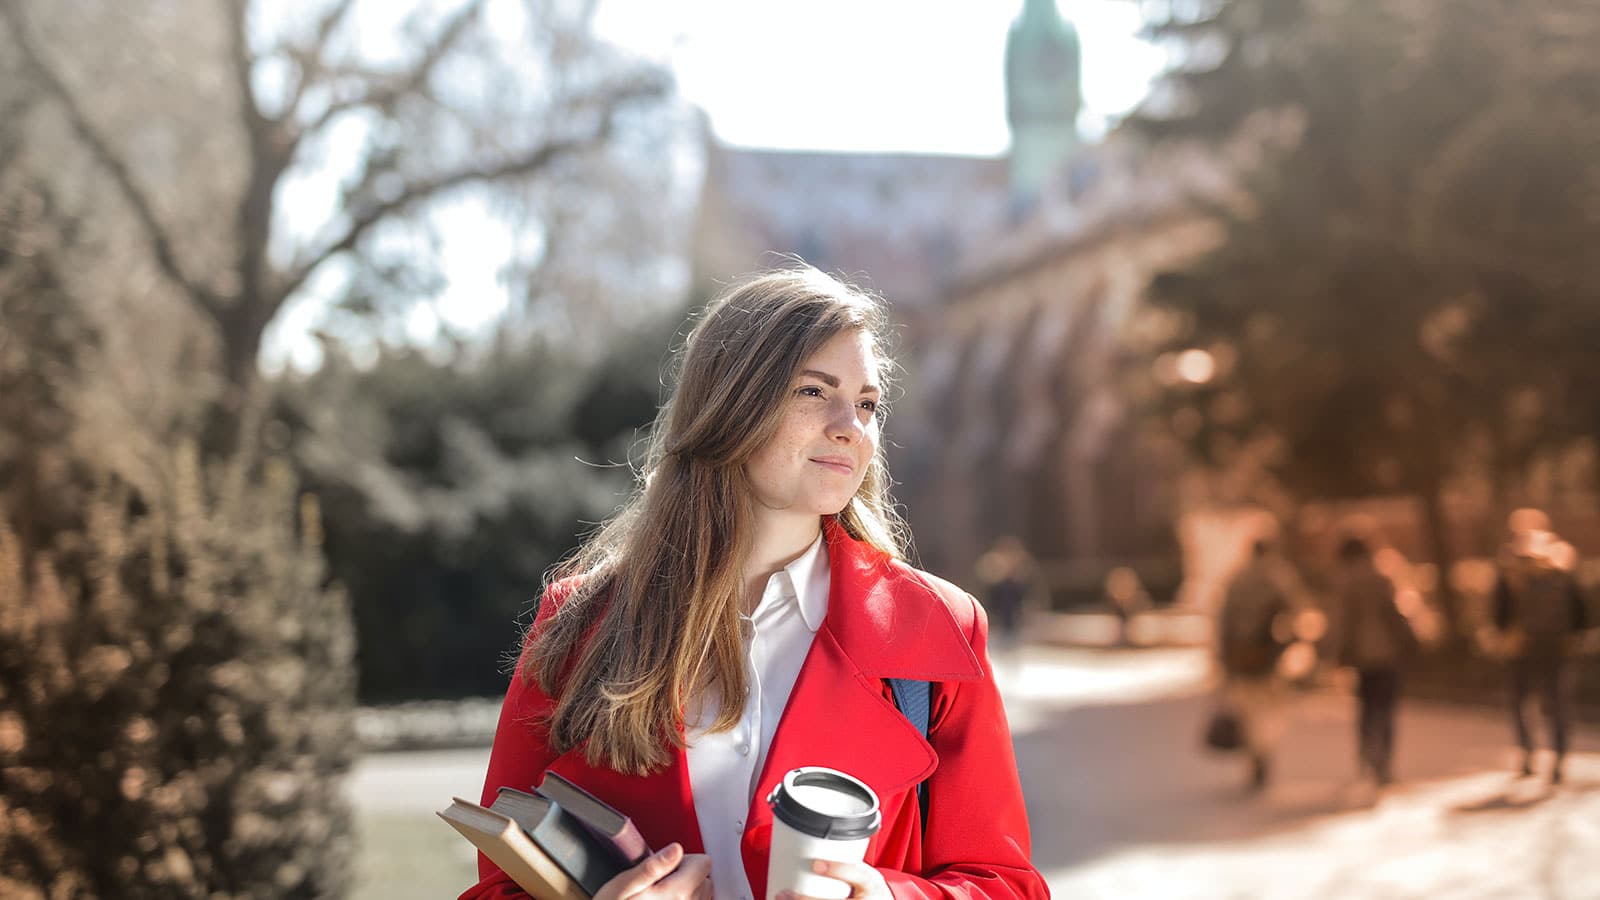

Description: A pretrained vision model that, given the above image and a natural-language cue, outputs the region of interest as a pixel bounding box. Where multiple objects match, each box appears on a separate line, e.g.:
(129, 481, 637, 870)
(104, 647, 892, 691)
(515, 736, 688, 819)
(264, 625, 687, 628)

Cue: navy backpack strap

(886, 678, 932, 829)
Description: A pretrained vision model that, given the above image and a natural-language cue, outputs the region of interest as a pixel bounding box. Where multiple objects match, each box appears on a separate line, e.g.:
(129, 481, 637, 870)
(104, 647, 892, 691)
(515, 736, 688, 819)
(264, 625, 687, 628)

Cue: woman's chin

(751, 489, 857, 519)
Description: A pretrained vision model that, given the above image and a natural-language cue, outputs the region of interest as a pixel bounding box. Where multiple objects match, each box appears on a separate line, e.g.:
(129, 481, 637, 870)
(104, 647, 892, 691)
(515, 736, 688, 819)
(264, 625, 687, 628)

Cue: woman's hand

(777, 859, 892, 900)
(594, 843, 713, 900)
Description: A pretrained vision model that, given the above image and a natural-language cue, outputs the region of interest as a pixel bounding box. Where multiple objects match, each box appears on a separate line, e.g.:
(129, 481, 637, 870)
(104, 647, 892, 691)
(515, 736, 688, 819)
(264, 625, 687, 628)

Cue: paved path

(996, 647, 1600, 900)
(349, 646, 1600, 899)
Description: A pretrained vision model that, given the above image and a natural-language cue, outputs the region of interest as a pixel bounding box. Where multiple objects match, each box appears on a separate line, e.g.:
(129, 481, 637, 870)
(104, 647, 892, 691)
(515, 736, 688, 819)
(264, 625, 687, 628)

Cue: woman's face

(745, 328, 881, 521)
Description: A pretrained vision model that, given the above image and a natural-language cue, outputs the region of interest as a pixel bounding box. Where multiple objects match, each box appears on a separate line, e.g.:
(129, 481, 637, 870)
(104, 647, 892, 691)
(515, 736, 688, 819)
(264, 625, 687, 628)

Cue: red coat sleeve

(458, 586, 567, 900)
(880, 597, 1050, 900)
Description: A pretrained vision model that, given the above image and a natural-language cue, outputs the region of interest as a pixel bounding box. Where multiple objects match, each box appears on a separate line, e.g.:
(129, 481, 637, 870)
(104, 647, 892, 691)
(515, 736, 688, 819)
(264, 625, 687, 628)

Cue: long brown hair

(524, 266, 908, 774)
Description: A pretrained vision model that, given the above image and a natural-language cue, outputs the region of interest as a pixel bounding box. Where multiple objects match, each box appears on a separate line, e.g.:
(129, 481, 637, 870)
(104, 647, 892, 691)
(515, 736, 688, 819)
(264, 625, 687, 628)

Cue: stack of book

(439, 771, 650, 900)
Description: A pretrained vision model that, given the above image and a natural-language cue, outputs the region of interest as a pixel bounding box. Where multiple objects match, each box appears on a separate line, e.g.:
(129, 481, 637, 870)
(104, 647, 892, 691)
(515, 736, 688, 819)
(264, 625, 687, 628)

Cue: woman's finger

(806, 858, 883, 890)
(601, 843, 683, 900)
(691, 869, 715, 900)
(819, 851, 870, 877)
(644, 852, 712, 900)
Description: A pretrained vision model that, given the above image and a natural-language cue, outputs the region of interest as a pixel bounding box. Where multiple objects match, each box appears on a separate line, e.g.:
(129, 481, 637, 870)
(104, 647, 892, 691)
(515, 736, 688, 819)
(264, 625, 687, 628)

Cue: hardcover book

(535, 771, 651, 866)
(437, 797, 586, 900)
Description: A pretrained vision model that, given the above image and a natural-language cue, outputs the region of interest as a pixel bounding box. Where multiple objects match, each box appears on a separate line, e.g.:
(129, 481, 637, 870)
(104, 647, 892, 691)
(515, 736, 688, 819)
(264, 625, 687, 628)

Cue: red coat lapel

(529, 520, 986, 893)
(737, 518, 984, 899)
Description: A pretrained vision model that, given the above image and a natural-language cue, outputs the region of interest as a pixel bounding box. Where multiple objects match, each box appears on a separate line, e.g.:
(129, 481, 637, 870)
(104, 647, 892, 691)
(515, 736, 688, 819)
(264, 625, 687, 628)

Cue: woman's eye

(858, 399, 879, 414)
(797, 386, 825, 398)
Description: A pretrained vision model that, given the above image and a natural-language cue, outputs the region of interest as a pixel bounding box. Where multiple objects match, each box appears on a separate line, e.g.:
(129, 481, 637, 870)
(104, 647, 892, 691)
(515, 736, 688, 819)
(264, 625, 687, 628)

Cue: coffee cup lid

(767, 767, 881, 840)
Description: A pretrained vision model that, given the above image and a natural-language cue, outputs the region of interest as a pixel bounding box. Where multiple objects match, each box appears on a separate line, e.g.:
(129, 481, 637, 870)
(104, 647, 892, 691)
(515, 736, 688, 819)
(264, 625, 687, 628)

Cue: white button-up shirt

(686, 532, 830, 900)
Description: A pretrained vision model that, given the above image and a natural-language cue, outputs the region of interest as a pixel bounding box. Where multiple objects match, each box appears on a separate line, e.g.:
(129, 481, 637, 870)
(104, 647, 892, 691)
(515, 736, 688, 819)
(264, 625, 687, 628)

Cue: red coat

(461, 520, 1048, 900)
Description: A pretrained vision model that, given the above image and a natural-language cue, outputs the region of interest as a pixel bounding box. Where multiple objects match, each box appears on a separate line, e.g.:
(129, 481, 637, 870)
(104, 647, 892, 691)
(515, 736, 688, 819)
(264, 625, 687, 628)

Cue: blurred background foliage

(1, 171, 357, 896)
(270, 304, 687, 702)
(0, 0, 690, 893)
(1125, 0, 1600, 636)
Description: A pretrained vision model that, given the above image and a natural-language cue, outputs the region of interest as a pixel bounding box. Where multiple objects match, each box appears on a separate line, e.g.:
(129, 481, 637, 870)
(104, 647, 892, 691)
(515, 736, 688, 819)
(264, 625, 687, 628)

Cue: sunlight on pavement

(992, 645, 1213, 735)
(348, 646, 1600, 900)
(1044, 760, 1600, 900)
(1014, 649, 1600, 900)
(345, 747, 491, 813)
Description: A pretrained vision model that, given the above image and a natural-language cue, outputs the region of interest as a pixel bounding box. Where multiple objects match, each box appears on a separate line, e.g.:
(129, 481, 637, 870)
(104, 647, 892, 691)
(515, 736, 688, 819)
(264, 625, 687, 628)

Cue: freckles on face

(745, 329, 882, 518)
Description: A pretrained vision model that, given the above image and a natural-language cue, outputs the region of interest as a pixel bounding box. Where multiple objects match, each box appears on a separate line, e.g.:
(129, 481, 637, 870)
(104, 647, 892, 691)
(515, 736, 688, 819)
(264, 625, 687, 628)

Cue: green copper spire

(1005, 0, 1083, 207)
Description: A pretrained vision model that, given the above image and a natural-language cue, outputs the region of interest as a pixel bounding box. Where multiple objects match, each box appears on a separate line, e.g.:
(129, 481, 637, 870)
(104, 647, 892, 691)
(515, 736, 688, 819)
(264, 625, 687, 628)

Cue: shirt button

(737, 742, 750, 756)
(735, 819, 744, 833)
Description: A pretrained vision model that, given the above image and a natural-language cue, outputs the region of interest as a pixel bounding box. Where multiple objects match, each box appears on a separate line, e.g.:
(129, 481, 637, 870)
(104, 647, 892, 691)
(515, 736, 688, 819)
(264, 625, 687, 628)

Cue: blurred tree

(271, 305, 685, 701)
(1124, 0, 1600, 637)
(0, 0, 689, 892)
(0, 171, 355, 896)
(0, 0, 676, 458)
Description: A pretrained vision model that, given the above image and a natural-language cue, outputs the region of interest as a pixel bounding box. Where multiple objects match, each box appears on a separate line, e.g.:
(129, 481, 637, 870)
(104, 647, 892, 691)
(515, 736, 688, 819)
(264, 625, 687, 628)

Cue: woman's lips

(810, 458, 854, 475)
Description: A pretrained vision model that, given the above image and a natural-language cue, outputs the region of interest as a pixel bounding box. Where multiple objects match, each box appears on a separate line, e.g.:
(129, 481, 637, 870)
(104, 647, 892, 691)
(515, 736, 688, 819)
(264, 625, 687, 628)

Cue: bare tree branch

(310, 0, 360, 54)
(284, 0, 361, 118)
(220, 0, 264, 133)
(219, 0, 292, 335)
(0, 1, 223, 318)
(297, 0, 486, 139)
(274, 81, 662, 307)
(0, 86, 42, 174)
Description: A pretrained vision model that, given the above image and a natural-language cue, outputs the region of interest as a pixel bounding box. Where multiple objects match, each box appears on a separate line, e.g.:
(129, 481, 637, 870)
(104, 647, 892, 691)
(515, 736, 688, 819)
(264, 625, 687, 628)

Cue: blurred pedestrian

(1215, 539, 1296, 791)
(1104, 566, 1151, 647)
(1487, 512, 1591, 784)
(1329, 536, 1419, 787)
(976, 535, 1038, 655)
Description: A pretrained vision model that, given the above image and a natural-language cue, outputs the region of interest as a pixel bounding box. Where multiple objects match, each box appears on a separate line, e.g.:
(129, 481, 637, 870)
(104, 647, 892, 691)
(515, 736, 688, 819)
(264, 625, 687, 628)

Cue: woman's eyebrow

(798, 369, 880, 394)
(798, 369, 840, 388)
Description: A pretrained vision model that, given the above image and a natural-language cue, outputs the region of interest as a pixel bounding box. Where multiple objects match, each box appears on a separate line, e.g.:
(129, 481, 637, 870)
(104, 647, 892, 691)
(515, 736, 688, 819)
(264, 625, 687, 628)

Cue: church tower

(1005, 0, 1082, 212)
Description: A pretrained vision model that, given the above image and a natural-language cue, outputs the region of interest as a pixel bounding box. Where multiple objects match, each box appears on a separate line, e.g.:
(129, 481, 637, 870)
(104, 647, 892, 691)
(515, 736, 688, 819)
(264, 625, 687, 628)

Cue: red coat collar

(545, 518, 985, 898)
(717, 519, 982, 896)
(818, 516, 984, 682)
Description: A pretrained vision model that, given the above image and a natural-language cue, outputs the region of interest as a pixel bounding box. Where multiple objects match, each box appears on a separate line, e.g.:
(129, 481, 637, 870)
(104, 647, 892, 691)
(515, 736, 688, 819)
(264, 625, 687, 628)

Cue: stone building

(899, 145, 1227, 599)
(690, 2, 1227, 599)
(691, 144, 1010, 328)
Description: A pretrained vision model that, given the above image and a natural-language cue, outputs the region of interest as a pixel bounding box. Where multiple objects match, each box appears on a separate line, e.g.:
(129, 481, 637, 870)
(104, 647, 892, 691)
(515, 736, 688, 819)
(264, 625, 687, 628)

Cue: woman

(461, 268, 1046, 900)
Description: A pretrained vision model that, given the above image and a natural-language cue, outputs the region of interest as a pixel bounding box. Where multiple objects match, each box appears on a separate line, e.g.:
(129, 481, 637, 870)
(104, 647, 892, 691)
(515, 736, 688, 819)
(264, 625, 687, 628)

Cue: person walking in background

(1487, 512, 1592, 785)
(1216, 539, 1297, 791)
(1329, 536, 1419, 788)
(976, 535, 1038, 656)
(1104, 566, 1152, 647)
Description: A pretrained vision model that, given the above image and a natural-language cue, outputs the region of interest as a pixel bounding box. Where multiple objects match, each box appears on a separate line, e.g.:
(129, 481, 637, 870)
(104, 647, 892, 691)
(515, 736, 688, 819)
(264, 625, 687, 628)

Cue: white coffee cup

(765, 767, 881, 900)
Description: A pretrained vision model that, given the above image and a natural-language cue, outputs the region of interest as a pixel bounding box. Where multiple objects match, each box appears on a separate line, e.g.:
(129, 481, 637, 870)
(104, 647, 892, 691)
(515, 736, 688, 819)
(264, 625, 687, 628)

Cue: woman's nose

(827, 400, 865, 443)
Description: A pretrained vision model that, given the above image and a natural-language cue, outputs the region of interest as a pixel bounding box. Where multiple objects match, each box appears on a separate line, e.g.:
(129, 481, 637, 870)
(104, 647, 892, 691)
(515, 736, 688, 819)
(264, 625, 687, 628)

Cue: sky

(593, 0, 1164, 154)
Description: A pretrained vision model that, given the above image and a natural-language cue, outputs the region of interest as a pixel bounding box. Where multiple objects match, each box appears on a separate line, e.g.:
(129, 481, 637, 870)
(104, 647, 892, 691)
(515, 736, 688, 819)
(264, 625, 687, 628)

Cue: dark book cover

(493, 787, 628, 896)
(535, 771, 651, 866)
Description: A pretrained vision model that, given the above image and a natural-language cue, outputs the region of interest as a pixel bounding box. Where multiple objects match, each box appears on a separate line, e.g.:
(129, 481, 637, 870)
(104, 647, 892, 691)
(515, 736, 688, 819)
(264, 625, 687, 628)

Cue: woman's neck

(741, 511, 823, 613)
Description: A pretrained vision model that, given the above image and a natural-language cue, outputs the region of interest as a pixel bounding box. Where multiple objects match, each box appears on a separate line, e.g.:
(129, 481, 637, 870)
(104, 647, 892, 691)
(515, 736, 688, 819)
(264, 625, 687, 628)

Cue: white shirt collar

(754, 530, 830, 632)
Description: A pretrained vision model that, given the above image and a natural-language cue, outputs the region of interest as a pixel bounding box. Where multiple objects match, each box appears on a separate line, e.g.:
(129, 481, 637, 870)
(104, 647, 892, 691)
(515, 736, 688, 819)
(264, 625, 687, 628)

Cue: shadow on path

(1018, 691, 1346, 872)
(1448, 775, 1600, 816)
(1448, 776, 1558, 815)
(1015, 683, 1600, 874)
